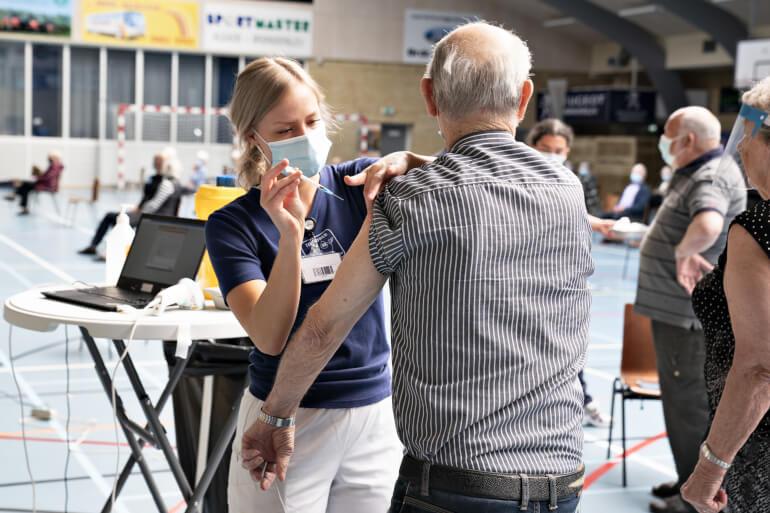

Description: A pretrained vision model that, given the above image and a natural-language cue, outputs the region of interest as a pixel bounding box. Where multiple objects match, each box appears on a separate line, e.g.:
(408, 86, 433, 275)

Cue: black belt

(399, 455, 584, 503)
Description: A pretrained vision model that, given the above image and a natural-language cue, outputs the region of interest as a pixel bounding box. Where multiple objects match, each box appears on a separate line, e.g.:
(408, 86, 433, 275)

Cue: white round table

(3, 285, 248, 513)
(4, 286, 246, 341)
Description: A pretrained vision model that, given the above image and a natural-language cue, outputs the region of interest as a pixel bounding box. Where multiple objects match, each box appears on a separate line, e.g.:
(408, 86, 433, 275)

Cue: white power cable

(64, 325, 71, 513)
(109, 303, 154, 510)
(8, 325, 37, 513)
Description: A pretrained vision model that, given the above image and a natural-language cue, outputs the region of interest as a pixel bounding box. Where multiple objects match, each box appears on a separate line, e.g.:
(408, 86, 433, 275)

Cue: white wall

(0, 137, 234, 188)
(312, 0, 593, 71)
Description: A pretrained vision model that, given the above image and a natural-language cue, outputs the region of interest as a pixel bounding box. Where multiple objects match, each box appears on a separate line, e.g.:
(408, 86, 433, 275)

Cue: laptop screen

(118, 215, 206, 293)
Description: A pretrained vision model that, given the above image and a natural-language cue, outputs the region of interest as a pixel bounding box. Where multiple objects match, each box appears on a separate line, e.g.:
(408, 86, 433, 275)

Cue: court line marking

(0, 343, 131, 513)
(0, 233, 76, 283)
(583, 432, 670, 489)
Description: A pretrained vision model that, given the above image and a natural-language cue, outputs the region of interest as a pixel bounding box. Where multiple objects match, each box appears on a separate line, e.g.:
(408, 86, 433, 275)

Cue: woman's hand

(260, 159, 305, 239)
(588, 216, 615, 237)
(344, 151, 413, 212)
(681, 460, 728, 513)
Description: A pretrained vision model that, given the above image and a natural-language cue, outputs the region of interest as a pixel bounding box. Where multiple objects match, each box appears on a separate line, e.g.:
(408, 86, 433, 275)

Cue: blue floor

(0, 188, 676, 512)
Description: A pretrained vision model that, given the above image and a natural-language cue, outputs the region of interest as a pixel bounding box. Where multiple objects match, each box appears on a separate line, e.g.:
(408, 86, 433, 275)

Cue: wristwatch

(700, 442, 731, 470)
(257, 408, 296, 428)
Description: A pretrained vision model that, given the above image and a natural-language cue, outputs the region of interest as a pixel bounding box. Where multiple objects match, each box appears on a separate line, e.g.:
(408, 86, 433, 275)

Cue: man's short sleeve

(687, 178, 729, 219)
(205, 211, 266, 300)
(368, 188, 406, 276)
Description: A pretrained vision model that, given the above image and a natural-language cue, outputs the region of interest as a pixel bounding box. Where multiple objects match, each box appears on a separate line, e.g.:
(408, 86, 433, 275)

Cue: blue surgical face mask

(658, 134, 683, 167)
(541, 152, 567, 166)
(630, 173, 644, 184)
(255, 125, 332, 178)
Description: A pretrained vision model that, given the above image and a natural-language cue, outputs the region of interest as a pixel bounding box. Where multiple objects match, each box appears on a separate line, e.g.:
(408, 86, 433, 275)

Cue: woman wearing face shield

(205, 58, 422, 512)
(681, 77, 770, 513)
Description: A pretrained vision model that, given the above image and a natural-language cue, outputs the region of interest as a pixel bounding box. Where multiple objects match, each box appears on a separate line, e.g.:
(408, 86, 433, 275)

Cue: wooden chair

(607, 304, 661, 486)
(65, 178, 100, 226)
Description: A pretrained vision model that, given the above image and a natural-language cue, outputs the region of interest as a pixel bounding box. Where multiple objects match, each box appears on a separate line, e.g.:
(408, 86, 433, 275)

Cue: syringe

(282, 168, 344, 201)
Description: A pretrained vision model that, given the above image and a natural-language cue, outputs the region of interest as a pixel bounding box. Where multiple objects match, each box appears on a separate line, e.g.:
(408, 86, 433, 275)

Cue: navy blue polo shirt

(205, 158, 391, 409)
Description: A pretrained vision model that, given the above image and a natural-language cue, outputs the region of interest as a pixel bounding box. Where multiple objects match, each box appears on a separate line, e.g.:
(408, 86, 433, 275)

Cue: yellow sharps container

(195, 178, 246, 297)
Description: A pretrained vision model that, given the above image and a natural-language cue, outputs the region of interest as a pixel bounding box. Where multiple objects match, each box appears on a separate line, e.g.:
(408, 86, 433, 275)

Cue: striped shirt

(368, 131, 594, 474)
(635, 149, 746, 329)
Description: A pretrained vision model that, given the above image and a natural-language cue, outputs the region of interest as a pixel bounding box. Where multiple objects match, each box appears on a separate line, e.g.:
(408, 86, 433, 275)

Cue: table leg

(112, 338, 194, 500)
(78, 327, 169, 513)
(184, 386, 244, 513)
(102, 340, 200, 513)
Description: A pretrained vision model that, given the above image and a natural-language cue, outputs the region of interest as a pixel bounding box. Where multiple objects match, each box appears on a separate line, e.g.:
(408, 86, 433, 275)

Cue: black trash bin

(163, 338, 251, 513)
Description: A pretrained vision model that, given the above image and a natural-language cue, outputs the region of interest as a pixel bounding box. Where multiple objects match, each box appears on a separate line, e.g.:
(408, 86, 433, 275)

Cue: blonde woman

(205, 57, 424, 512)
(682, 76, 770, 513)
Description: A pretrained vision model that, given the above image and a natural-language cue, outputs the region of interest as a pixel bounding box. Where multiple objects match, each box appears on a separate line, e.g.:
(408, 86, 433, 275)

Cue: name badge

(301, 252, 342, 284)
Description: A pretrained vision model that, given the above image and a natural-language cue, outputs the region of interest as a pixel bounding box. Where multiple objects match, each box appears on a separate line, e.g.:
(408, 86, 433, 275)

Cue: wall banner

(0, 0, 71, 36)
(203, 2, 312, 57)
(403, 9, 476, 64)
(80, 0, 199, 50)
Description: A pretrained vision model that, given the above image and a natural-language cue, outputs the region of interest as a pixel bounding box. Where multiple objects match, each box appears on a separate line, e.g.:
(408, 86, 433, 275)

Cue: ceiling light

(543, 17, 576, 28)
(618, 5, 658, 17)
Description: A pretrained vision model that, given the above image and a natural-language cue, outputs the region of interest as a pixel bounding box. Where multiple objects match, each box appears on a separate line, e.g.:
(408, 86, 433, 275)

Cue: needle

(282, 168, 344, 201)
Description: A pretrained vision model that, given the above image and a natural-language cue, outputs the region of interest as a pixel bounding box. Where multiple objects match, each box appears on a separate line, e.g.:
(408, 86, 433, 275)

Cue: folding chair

(65, 178, 100, 226)
(607, 304, 661, 486)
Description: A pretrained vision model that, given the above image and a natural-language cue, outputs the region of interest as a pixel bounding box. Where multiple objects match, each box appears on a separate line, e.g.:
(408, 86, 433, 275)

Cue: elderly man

(635, 106, 746, 513)
(242, 22, 593, 512)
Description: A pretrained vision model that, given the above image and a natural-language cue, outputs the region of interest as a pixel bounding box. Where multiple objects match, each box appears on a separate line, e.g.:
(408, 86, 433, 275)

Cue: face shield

(716, 103, 770, 189)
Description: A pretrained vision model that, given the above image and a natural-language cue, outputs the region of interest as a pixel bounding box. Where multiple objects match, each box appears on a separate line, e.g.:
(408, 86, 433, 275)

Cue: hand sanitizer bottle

(105, 206, 135, 285)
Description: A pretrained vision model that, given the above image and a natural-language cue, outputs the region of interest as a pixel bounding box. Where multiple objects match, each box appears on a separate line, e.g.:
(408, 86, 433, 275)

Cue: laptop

(44, 214, 207, 312)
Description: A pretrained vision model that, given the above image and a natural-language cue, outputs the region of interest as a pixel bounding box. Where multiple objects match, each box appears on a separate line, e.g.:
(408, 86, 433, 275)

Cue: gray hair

(671, 106, 721, 143)
(426, 21, 532, 121)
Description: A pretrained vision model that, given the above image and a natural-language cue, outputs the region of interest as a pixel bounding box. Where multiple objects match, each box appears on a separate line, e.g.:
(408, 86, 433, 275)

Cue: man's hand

(240, 419, 295, 491)
(344, 151, 412, 213)
(676, 253, 714, 295)
(681, 460, 728, 513)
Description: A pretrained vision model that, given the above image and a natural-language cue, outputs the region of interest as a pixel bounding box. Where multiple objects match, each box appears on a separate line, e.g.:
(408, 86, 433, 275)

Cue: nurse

(205, 57, 426, 513)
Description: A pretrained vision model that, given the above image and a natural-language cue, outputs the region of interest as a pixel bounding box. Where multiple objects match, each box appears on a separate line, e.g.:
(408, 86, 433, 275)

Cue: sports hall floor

(0, 189, 675, 512)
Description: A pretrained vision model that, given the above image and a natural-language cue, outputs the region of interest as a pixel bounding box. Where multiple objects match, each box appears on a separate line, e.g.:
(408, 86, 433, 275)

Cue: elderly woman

(682, 77, 770, 513)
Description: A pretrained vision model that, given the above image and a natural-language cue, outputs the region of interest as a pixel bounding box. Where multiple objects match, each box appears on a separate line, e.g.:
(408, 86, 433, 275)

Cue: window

(142, 52, 171, 141)
(70, 47, 99, 139)
(107, 50, 135, 139)
(0, 42, 24, 135)
(32, 45, 62, 137)
(177, 54, 205, 143)
(212, 56, 238, 144)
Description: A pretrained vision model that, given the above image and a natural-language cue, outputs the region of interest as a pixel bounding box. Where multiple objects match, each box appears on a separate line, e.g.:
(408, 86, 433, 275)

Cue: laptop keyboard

(85, 287, 155, 307)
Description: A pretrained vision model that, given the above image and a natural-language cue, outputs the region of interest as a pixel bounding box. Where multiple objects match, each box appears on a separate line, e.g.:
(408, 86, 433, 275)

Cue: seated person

(647, 165, 673, 220)
(4, 150, 64, 215)
(181, 150, 209, 195)
(655, 165, 673, 197)
(78, 153, 179, 256)
(603, 163, 651, 221)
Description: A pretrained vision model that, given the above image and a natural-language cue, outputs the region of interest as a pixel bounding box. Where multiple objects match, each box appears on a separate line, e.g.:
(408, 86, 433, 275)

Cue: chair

(31, 171, 63, 216)
(65, 178, 100, 226)
(606, 304, 661, 486)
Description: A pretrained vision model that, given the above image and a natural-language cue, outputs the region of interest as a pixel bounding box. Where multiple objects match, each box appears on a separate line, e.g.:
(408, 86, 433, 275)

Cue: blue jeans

(388, 477, 581, 513)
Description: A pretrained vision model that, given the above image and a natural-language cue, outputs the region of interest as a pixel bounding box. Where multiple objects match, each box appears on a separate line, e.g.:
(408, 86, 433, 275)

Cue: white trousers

(228, 391, 403, 513)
